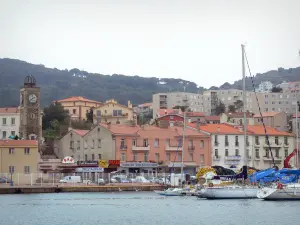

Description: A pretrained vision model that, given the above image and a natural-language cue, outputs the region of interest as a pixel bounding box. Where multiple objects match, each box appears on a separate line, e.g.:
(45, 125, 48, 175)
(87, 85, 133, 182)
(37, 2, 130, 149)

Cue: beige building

(56, 96, 102, 120)
(254, 112, 288, 131)
(0, 107, 20, 139)
(93, 99, 137, 125)
(54, 125, 115, 162)
(0, 140, 39, 184)
(220, 112, 254, 126)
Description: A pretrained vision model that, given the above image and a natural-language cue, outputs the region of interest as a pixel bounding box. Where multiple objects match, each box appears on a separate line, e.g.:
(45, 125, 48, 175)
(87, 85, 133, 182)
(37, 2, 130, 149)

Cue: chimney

(217, 126, 220, 133)
(128, 100, 132, 108)
(164, 109, 167, 115)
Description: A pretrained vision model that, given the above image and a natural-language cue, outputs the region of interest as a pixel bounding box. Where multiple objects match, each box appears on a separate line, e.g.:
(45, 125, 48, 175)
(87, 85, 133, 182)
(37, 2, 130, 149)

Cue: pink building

(106, 123, 211, 175)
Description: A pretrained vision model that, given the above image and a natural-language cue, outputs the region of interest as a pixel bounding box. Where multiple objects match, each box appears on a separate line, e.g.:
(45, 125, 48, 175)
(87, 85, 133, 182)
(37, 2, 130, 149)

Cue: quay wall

(0, 185, 165, 194)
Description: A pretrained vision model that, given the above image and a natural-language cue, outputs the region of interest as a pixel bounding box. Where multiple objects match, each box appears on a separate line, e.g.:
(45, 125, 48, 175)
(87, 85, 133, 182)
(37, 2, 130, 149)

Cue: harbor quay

(0, 183, 166, 194)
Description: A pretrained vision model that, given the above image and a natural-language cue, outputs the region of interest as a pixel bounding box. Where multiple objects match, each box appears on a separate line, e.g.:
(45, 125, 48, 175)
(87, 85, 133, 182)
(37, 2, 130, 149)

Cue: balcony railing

(188, 146, 195, 151)
(214, 141, 219, 146)
(263, 142, 282, 148)
(132, 145, 150, 151)
(165, 145, 182, 151)
(255, 142, 260, 146)
(213, 156, 221, 161)
(225, 155, 241, 161)
(120, 145, 127, 150)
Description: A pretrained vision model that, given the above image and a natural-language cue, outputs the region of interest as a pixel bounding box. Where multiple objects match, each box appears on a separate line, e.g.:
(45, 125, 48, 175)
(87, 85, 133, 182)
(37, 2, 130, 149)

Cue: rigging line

(170, 137, 183, 172)
(244, 49, 276, 168)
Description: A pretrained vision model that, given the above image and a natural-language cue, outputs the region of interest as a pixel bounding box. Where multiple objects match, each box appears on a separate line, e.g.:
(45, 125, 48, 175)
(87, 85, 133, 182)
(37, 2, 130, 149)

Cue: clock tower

(19, 75, 42, 141)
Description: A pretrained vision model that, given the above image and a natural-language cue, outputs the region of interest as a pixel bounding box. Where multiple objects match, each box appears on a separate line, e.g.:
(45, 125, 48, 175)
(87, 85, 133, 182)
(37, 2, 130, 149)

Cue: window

(188, 140, 193, 146)
(92, 154, 95, 160)
(132, 139, 137, 146)
(72, 109, 76, 114)
(155, 153, 160, 162)
(189, 153, 194, 161)
(24, 148, 30, 155)
(200, 140, 204, 148)
(165, 139, 170, 146)
(121, 152, 126, 161)
(275, 136, 279, 145)
(98, 139, 101, 148)
(255, 149, 259, 158)
(284, 137, 288, 145)
(9, 148, 14, 154)
(178, 153, 182, 161)
(70, 141, 74, 149)
(11, 131, 15, 136)
(11, 118, 15, 125)
(120, 138, 125, 147)
(92, 140, 95, 148)
(77, 141, 80, 150)
(84, 140, 87, 149)
(246, 136, 249, 146)
(255, 136, 259, 145)
(98, 154, 102, 160)
(144, 152, 148, 161)
(2, 131, 7, 139)
(214, 149, 218, 157)
(200, 154, 204, 163)
(154, 139, 159, 147)
(143, 139, 148, 147)
(133, 153, 137, 161)
(85, 154, 87, 161)
(225, 149, 228, 156)
(9, 166, 14, 174)
(2, 118, 7, 125)
(225, 136, 229, 146)
(235, 149, 239, 156)
(24, 166, 30, 174)
(284, 148, 288, 158)
(166, 153, 170, 161)
(275, 149, 279, 158)
(246, 149, 250, 158)
(235, 136, 239, 146)
(113, 110, 122, 116)
(96, 110, 101, 116)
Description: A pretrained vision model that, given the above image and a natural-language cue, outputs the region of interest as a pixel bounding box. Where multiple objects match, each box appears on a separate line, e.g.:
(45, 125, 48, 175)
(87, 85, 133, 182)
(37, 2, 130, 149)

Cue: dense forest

(0, 58, 299, 108)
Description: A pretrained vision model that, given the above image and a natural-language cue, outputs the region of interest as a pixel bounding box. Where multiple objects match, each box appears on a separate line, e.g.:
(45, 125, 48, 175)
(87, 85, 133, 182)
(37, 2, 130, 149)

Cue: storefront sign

(98, 160, 109, 168)
(62, 156, 75, 164)
(120, 162, 158, 168)
(75, 167, 104, 172)
(109, 160, 120, 166)
(168, 162, 185, 168)
(77, 160, 98, 167)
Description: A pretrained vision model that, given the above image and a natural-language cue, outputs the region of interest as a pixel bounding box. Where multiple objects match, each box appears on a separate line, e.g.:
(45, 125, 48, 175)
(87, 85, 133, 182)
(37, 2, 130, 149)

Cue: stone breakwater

(0, 185, 165, 194)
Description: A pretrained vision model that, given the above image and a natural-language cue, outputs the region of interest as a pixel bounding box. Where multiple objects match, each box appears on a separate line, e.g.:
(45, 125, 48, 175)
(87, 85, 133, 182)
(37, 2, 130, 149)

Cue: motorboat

(154, 188, 184, 196)
(257, 183, 300, 200)
(200, 184, 258, 199)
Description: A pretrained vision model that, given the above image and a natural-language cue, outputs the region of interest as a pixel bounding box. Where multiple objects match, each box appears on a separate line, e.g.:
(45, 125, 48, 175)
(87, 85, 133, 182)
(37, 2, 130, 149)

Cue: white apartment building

(257, 81, 273, 93)
(0, 107, 20, 139)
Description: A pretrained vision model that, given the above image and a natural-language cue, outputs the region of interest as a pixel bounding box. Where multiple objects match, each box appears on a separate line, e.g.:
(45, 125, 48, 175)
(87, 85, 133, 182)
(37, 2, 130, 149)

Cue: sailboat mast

(241, 44, 248, 166)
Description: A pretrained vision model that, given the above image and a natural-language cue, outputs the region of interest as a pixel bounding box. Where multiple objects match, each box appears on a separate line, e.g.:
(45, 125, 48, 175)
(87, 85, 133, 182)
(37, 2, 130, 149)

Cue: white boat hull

(154, 188, 183, 196)
(257, 184, 300, 200)
(200, 186, 258, 199)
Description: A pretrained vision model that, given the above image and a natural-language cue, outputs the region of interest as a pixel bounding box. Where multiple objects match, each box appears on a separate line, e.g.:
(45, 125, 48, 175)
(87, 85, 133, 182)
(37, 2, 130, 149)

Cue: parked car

(134, 176, 150, 183)
(59, 176, 81, 183)
(0, 177, 10, 183)
(97, 178, 106, 185)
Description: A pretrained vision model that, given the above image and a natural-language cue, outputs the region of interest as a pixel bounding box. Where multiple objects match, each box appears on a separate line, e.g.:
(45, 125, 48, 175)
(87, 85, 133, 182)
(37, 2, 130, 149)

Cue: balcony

(214, 141, 219, 146)
(263, 156, 282, 161)
(225, 161, 240, 165)
(263, 142, 282, 148)
(120, 145, 127, 150)
(213, 156, 221, 161)
(225, 155, 241, 161)
(132, 145, 150, 151)
(101, 113, 128, 118)
(188, 146, 195, 151)
(165, 145, 182, 151)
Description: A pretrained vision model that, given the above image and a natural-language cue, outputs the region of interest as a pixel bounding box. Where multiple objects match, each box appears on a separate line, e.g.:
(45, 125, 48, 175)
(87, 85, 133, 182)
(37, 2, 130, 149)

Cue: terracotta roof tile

(99, 123, 139, 135)
(247, 125, 294, 136)
(138, 102, 152, 107)
(0, 107, 19, 113)
(187, 112, 206, 117)
(157, 109, 183, 117)
(73, 129, 89, 136)
(0, 140, 38, 147)
(226, 112, 253, 118)
(292, 113, 300, 118)
(253, 112, 280, 118)
(205, 116, 220, 121)
(56, 96, 101, 104)
(189, 123, 243, 135)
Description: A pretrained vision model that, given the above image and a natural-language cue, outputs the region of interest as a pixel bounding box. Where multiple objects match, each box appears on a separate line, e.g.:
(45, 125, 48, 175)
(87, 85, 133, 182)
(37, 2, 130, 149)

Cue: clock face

(28, 94, 37, 103)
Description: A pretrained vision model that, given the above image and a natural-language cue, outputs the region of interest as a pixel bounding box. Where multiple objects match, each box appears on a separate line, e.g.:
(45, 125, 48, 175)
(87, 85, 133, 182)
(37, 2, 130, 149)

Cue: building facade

(93, 99, 136, 125)
(254, 112, 288, 131)
(0, 107, 20, 139)
(54, 125, 115, 163)
(56, 96, 102, 120)
(220, 112, 254, 126)
(110, 123, 211, 175)
(0, 140, 39, 184)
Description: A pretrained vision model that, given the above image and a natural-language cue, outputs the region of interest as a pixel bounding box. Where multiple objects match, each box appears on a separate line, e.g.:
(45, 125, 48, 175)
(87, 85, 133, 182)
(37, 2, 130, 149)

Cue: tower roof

(24, 75, 36, 87)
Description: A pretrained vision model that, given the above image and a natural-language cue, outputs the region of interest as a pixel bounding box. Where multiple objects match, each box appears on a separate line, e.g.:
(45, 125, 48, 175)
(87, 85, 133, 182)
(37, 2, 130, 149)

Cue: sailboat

(200, 44, 259, 199)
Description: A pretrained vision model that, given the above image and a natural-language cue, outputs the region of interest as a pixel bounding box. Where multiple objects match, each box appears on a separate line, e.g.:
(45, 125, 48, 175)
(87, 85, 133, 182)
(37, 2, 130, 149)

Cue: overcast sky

(1, 0, 300, 88)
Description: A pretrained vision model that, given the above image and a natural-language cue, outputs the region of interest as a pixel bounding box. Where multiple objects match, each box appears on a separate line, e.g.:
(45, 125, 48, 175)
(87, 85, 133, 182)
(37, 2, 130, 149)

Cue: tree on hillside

(44, 119, 61, 140)
(228, 105, 236, 113)
(234, 100, 243, 112)
(215, 101, 225, 115)
(173, 105, 191, 112)
(271, 87, 283, 93)
(42, 102, 69, 130)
